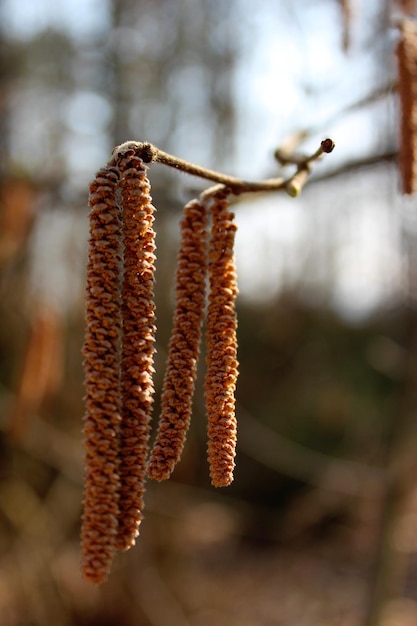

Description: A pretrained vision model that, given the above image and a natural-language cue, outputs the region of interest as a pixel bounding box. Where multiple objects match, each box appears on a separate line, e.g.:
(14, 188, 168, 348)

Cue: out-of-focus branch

(311, 150, 398, 184)
(237, 403, 388, 497)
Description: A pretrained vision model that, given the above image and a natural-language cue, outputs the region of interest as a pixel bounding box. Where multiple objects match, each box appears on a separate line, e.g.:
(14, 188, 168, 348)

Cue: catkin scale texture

(81, 144, 245, 583)
(81, 165, 122, 584)
(205, 194, 238, 488)
(115, 155, 156, 551)
(147, 199, 208, 481)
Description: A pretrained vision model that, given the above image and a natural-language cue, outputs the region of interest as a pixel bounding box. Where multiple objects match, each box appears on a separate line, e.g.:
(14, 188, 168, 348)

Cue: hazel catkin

(147, 199, 208, 481)
(81, 164, 122, 584)
(115, 153, 157, 551)
(205, 192, 239, 488)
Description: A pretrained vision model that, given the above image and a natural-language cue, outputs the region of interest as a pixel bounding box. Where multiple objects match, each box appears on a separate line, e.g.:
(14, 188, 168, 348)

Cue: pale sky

(2, 0, 404, 320)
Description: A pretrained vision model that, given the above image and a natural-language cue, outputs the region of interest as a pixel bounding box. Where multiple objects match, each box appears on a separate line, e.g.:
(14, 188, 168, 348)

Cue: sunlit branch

(112, 138, 335, 198)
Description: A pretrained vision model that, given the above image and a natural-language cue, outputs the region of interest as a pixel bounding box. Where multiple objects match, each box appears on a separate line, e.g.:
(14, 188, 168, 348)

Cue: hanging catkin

(205, 192, 238, 487)
(115, 153, 157, 551)
(397, 20, 417, 194)
(148, 199, 208, 481)
(80, 137, 332, 584)
(81, 164, 122, 584)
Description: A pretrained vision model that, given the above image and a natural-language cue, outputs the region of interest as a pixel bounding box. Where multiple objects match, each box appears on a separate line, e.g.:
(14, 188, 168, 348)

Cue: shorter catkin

(81, 164, 122, 584)
(148, 199, 208, 481)
(115, 153, 157, 551)
(397, 20, 417, 194)
(205, 192, 238, 488)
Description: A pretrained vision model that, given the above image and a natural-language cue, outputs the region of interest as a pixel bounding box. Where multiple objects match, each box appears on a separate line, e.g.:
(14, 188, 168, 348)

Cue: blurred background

(1, 0, 417, 624)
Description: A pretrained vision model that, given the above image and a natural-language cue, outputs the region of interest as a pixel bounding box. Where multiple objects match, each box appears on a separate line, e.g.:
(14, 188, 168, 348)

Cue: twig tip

(321, 138, 335, 154)
(112, 141, 156, 163)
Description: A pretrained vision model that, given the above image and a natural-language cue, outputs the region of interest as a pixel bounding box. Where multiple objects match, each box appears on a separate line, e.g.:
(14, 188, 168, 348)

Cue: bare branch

(111, 138, 335, 198)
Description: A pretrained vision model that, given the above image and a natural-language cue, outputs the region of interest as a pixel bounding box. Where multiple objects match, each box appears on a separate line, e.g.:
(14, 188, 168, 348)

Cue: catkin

(148, 199, 208, 481)
(81, 165, 122, 584)
(115, 154, 157, 551)
(205, 193, 238, 487)
(397, 20, 417, 194)
(81, 142, 246, 582)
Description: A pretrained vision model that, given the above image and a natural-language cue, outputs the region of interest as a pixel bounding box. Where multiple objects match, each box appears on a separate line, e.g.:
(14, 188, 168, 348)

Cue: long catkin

(397, 20, 417, 195)
(147, 199, 208, 481)
(115, 154, 157, 551)
(81, 164, 122, 584)
(205, 193, 238, 488)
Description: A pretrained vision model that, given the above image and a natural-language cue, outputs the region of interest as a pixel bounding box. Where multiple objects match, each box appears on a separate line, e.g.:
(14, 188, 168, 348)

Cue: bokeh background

(1, 0, 417, 624)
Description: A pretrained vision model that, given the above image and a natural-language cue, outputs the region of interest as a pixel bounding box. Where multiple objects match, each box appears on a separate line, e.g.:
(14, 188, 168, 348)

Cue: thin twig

(112, 139, 335, 197)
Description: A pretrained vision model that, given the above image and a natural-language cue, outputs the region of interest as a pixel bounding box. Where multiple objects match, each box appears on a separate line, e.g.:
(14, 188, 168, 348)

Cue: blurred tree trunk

(0, 0, 9, 177)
